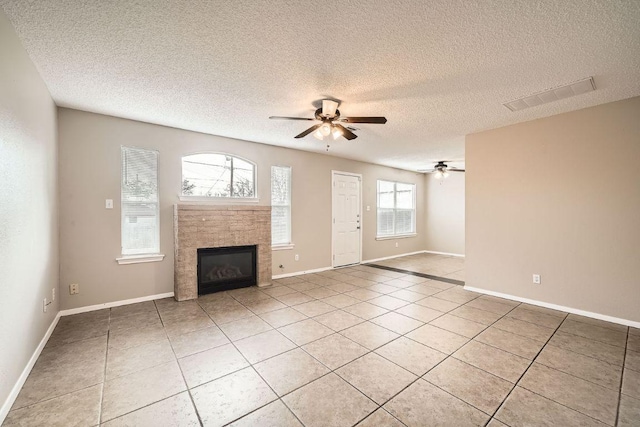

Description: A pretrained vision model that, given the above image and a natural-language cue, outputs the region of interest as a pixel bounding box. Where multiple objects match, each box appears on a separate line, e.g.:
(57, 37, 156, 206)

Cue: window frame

(376, 179, 417, 239)
(120, 145, 161, 258)
(271, 165, 293, 249)
(179, 152, 258, 202)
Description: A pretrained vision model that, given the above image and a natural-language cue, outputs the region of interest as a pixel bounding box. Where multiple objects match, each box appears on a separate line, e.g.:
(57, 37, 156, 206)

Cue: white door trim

(331, 170, 363, 268)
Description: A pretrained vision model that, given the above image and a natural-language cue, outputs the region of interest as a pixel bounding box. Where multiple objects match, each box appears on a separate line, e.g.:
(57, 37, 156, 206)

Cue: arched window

(181, 153, 256, 198)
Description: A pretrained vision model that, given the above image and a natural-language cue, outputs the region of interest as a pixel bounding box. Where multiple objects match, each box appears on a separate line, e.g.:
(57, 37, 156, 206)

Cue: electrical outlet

(69, 283, 79, 295)
(52, 288, 56, 301)
(395, 242, 399, 248)
(294, 254, 299, 261)
(43, 298, 48, 313)
(532, 274, 541, 284)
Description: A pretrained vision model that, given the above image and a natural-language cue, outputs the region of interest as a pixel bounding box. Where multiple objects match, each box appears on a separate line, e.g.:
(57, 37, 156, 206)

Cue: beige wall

(0, 11, 58, 418)
(58, 108, 425, 309)
(424, 172, 465, 255)
(466, 96, 640, 322)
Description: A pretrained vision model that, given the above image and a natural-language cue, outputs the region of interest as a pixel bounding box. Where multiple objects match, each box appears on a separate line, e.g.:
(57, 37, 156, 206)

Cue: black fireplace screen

(197, 245, 257, 295)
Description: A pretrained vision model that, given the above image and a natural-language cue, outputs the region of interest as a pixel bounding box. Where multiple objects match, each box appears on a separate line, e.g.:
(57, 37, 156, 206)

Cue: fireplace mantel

(173, 204, 272, 301)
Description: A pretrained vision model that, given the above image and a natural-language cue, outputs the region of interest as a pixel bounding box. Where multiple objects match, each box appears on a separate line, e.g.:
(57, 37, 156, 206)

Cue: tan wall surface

(466, 96, 640, 322)
(0, 11, 58, 416)
(425, 172, 465, 255)
(58, 108, 425, 309)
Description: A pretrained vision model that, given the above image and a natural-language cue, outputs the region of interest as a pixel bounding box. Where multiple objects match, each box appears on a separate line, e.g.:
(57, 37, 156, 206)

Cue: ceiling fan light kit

(331, 126, 343, 139)
(419, 161, 465, 180)
(270, 99, 387, 149)
(322, 99, 338, 118)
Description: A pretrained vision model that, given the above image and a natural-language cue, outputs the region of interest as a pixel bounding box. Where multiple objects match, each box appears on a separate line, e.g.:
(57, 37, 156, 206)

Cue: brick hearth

(173, 204, 271, 301)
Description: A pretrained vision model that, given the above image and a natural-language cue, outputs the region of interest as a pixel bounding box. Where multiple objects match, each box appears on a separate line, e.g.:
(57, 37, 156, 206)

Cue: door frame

(331, 170, 363, 268)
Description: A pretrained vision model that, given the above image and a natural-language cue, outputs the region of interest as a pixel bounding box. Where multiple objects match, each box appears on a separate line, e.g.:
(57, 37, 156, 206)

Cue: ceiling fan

(419, 161, 465, 179)
(269, 99, 387, 142)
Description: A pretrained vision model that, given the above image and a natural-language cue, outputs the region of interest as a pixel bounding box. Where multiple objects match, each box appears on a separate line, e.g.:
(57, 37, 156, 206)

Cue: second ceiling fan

(270, 99, 387, 141)
(419, 161, 465, 179)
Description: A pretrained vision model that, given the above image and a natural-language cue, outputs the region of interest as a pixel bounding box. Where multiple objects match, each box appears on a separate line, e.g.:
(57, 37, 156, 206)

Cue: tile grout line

(196, 297, 307, 427)
(356, 408, 408, 427)
(292, 338, 410, 426)
(481, 311, 569, 426)
(512, 341, 625, 389)
(96, 303, 191, 425)
(90, 276, 482, 420)
(32, 260, 626, 426)
(509, 386, 617, 426)
(0, 263, 419, 423)
(405, 299, 528, 423)
(207, 282, 423, 425)
(329, 289, 556, 422)
(119, 285, 624, 426)
(257, 276, 516, 424)
(99, 390, 191, 424)
(614, 327, 630, 426)
(162, 266, 623, 424)
(229, 280, 416, 345)
(226, 272, 489, 377)
(7, 317, 111, 415)
(97, 310, 112, 425)
(157, 300, 205, 427)
(6, 383, 105, 419)
(532, 352, 626, 392)
(487, 312, 621, 427)
(550, 330, 629, 352)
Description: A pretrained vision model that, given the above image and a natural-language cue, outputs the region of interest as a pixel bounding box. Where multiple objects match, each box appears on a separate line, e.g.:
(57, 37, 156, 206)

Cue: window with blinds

(181, 153, 256, 198)
(271, 166, 291, 246)
(377, 180, 416, 237)
(121, 146, 160, 255)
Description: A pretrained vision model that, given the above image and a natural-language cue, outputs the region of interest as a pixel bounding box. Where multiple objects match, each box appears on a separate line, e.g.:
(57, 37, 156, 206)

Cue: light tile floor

(4, 253, 640, 426)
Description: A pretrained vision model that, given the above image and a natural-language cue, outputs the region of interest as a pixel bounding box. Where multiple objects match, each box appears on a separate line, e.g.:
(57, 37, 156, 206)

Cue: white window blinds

(271, 166, 291, 246)
(121, 146, 160, 255)
(376, 180, 416, 237)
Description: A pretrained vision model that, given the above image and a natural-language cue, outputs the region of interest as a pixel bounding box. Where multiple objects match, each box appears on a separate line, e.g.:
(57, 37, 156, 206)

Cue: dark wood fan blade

(449, 168, 466, 172)
(340, 117, 387, 124)
(334, 124, 358, 140)
(269, 116, 315, 121)
(294, 124, 322, 139)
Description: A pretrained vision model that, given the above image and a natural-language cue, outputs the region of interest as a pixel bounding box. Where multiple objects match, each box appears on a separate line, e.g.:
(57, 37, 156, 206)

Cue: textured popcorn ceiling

(2, 0, 639, 171)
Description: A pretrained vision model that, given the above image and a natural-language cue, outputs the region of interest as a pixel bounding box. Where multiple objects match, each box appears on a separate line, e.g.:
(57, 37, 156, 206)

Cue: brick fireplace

(173, 204, 272, 301)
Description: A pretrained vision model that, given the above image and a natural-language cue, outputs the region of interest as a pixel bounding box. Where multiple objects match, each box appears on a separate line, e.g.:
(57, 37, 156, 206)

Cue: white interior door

(332, 172, 361, 267)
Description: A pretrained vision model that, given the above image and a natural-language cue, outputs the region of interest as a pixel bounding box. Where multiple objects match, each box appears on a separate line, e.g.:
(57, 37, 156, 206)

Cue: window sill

(376, 233, 417, 241)
(272, 243, 295, 251)
(116, 254, 165, 265)
(179, 195, 260, 204)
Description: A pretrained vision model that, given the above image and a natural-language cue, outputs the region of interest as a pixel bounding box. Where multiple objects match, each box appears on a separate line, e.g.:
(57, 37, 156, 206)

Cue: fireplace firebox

(197, 245, 257, 295)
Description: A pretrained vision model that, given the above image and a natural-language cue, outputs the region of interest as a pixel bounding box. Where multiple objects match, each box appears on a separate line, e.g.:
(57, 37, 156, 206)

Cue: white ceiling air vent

(503, 77, 596, 112)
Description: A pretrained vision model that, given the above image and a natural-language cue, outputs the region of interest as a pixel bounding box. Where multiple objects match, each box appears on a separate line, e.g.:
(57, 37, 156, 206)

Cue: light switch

(366, 205, 371, 211)
(106, 199, 113, 209)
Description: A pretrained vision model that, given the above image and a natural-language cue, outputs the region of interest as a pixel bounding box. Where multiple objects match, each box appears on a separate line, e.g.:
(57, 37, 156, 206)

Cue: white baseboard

(272, 266, 333, 279)
(464, 286, 640, 329)
(362, 250, 428, 264)
(424, 250, 465, 258)
(1, 311, 61, 424)
(60, 292, 174, 316)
